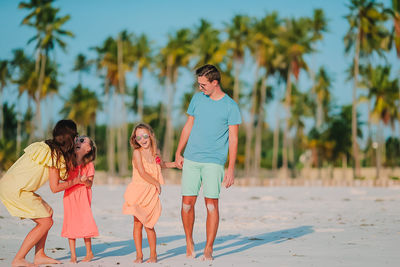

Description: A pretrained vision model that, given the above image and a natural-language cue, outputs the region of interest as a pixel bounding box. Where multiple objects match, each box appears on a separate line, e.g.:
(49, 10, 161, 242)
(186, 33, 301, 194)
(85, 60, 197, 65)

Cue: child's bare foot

(34, 255, 62, 265)
(200, 249, 214, 261)
(146, 256, 157, 263)
(186, 241, 196, 258)
(69, 256, 77, 263)
(11, 258, 35, 267)
(134, 257, 143, 263)
(81, 252, 94, 262)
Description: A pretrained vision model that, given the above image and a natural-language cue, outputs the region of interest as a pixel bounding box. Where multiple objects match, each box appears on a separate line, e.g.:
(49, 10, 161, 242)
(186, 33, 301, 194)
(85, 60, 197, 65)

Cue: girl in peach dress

(61, 136, 98, 263)
(123, 123, 176, 263)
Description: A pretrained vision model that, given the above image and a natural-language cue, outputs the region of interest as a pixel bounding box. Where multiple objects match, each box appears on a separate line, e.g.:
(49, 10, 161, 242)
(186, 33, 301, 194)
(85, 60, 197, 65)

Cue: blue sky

(0, 0, 399, 141)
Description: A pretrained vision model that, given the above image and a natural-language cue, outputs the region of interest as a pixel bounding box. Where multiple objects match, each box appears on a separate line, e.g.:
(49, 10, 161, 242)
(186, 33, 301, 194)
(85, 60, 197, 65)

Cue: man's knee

(182, 203, 192, 213)
(206, 203, 215, 212)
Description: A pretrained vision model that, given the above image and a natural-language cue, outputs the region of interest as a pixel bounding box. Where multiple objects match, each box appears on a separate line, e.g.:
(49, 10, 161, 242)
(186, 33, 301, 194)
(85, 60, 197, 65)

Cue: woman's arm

(48, 167, 81, 193)
(133, 150, 161, 194)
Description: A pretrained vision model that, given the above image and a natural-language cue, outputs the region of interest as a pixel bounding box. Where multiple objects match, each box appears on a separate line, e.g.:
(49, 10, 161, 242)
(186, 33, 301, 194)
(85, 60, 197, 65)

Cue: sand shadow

(213, 225, 314, 258)
(57, 234, 185, 261)
(158, 225, 313, 260)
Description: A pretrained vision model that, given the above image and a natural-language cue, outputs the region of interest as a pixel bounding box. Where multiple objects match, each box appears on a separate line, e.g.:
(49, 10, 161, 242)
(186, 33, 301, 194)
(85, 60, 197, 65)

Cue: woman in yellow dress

(0, 119, 82, 267)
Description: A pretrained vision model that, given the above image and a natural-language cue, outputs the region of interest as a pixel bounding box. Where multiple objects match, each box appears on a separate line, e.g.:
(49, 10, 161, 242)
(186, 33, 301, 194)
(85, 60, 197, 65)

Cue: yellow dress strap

(24, 142, 67, 180)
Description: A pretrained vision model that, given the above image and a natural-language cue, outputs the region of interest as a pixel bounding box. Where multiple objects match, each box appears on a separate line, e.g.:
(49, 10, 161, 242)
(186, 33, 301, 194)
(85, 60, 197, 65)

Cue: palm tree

(246, 12, 280, 176)
(390, 0, 400, 57)
(314, 67, 332, 129)
(192, 19, 227, 68)
(361, 65, 398, 179)
(116, 30, 132, 176)
(72, 53, 91, 84)
(309, 9, 328, 130)
(278, 17, 314, 178)
(94, 36, 119, 175)
(0, 60, 11, 140)
(159, 28, 193, 161)
(344, 0, 391, 178)
(10, 49, 31, 155)
(60, 84, 101, 135)
(19, 2, 74, 138)
(131, 33, 153, 121)
(224, 15, 251, 103)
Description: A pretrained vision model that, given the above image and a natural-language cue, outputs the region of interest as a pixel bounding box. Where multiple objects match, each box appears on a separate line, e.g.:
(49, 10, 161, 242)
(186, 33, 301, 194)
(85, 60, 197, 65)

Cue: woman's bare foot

(146, 256, 157, 263)
(11, 258, 35, 267)
(186, 241, 196, 258)
(81, 252, 94, 262)
(69, 256, 77, 263)
(34, 255, 61, 265)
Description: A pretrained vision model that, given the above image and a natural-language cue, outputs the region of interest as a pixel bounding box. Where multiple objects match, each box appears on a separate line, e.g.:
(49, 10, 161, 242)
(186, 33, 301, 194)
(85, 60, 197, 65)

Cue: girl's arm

(81, 175, 94, 188)
(157, 149, 177, 169)
(49, 167, 81, 193)
(133, 150, 161, 194)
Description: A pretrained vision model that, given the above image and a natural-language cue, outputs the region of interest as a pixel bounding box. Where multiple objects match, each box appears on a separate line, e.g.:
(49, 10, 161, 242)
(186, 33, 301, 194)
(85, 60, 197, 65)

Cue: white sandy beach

(0, 183, 399, 267)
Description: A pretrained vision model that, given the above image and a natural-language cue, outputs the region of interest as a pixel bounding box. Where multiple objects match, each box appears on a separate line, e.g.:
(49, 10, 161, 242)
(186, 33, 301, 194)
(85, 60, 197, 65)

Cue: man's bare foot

(11, 258, 35, 267)
(34, 255, 61, 265)
(81, 252, 94, 262)
(146, 256, 157, 263)
(69, 256, 77, 263)
(186, 241, 196, 258)
(201, 250, 214, 261)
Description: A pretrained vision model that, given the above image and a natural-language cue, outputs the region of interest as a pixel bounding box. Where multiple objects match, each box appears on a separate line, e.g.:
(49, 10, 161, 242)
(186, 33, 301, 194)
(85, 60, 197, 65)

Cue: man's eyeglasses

(198, 83, 207, 89)
(135, 134, 149, 142)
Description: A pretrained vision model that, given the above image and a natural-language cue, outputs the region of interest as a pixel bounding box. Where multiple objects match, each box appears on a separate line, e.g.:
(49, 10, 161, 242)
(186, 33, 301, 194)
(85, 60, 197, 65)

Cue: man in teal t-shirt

(175, 64, 241, 261)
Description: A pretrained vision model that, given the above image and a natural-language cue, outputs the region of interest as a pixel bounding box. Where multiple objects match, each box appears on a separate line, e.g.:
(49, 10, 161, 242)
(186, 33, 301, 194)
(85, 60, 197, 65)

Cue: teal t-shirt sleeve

(186, 93, 199, 116)
(228, 101, 242, 125)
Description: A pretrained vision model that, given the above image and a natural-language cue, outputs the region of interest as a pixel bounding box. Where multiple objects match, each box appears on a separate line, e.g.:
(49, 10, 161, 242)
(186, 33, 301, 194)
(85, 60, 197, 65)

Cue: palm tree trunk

(16, 112, 21, 157)
(35, 52, 46, 139)
(352, 27, 361, 178)
(253, 76, 267, 176)
(163, 65, 174, 162)
(107, 127, 116, 176)
(233, 59, 241, 103)
(90, 118, 95, 140)
(117, 36, 128, 176)
(245, 65, 260, 176)
(316, 97, 323, 130)
(138, 75, 144, 122)
(282, 66, 293, 178)
(272, 109, 280, 173)
(104, 79, 115, 176)
(0, 86, 4, 140)
(342, 153, 347, 180)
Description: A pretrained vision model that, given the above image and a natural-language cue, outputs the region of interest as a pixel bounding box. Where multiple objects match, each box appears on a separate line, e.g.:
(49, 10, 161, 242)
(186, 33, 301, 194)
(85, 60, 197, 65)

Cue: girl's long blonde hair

(130, 123, 158, 156)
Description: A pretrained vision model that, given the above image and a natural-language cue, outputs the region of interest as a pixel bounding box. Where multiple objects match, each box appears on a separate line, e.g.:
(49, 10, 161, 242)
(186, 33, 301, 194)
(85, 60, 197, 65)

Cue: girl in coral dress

(61, 136, 98, 263)
(0, 119, 81, 267)
(123, 123, 176, 263)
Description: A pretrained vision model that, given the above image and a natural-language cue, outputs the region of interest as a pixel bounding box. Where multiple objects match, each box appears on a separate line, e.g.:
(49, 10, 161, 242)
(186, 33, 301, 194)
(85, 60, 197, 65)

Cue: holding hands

(175, 153, 184, 169)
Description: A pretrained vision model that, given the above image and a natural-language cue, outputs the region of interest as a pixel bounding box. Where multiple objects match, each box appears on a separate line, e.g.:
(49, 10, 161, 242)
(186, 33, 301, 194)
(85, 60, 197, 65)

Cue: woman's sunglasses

(135, 134, 149, 142)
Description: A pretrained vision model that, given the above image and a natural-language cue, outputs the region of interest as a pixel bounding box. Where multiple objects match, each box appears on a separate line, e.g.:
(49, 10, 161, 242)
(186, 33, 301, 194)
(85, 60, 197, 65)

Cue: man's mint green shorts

(181, 158, 225, 199)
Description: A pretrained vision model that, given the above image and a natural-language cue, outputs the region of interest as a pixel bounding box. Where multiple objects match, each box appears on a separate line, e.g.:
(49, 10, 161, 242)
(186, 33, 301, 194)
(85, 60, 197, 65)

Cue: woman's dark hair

(81, 136, 97, 166)
(45, 119, 78, 177)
